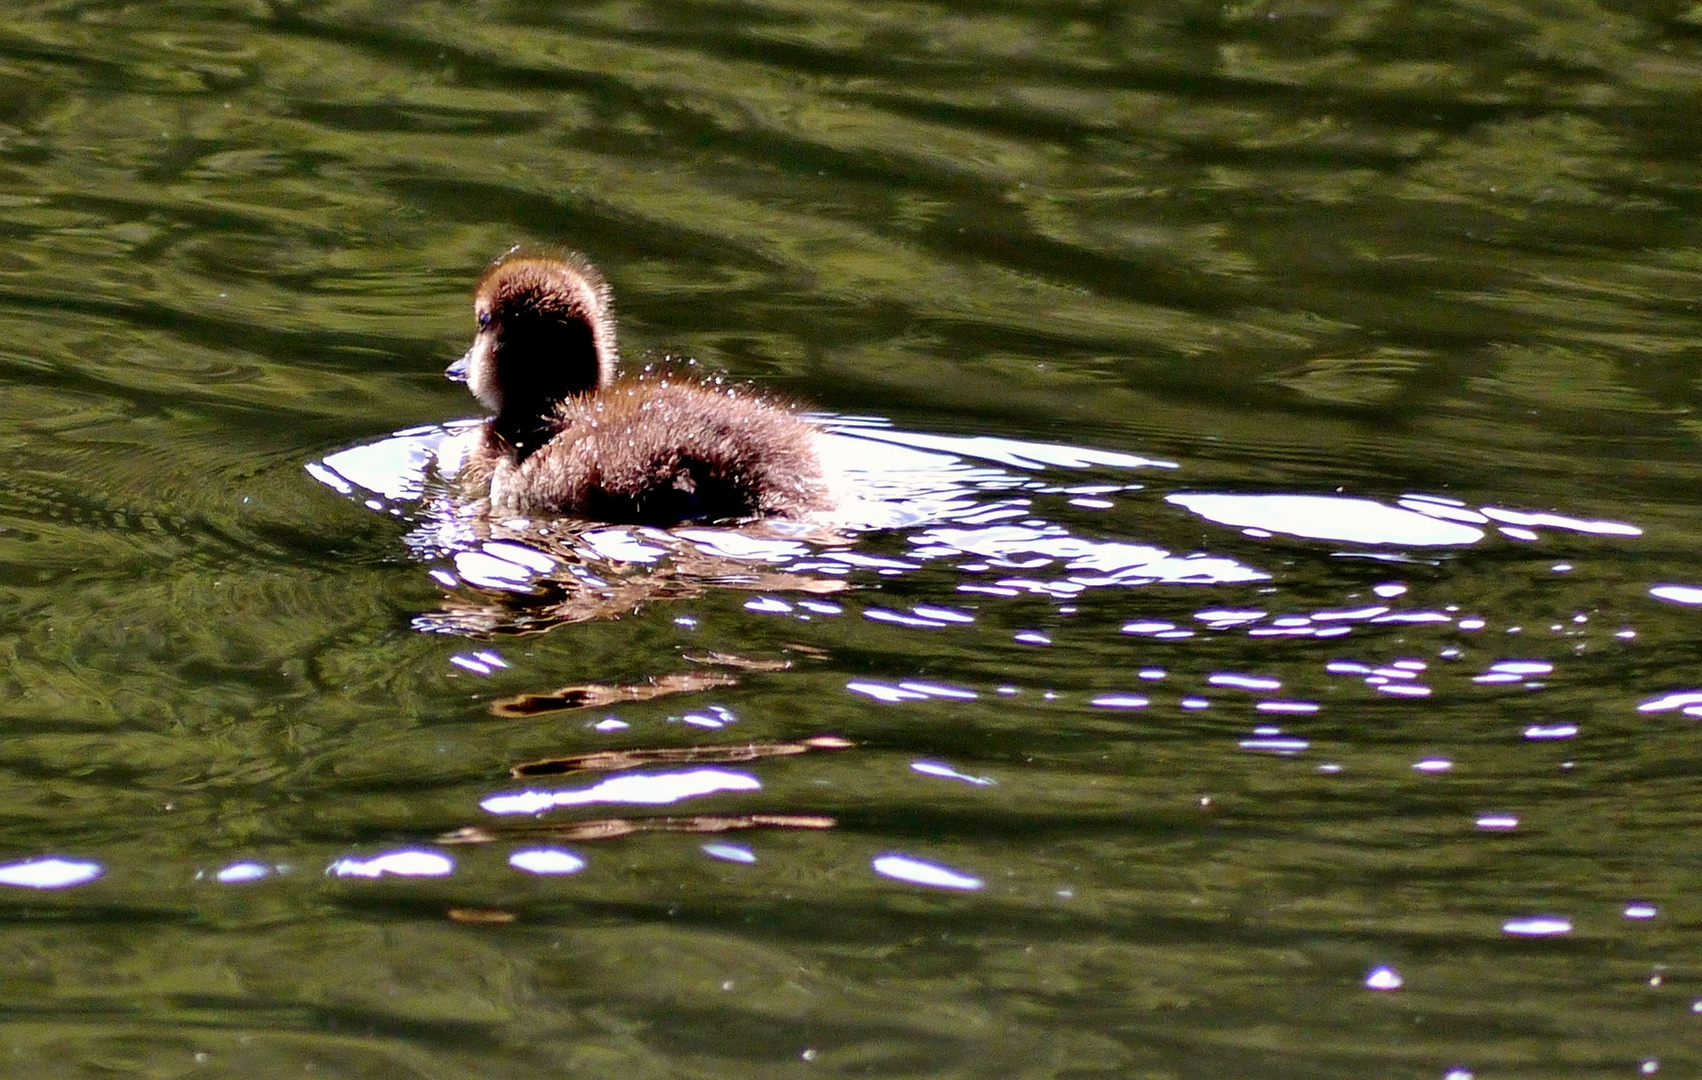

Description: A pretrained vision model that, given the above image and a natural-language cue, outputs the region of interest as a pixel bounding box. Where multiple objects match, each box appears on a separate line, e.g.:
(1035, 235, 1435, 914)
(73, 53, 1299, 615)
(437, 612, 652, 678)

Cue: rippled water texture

(4, 0, 1702, 1076)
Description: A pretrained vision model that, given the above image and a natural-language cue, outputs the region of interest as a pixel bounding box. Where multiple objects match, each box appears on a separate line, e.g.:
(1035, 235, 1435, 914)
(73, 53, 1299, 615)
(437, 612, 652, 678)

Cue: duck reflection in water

(424, 248, 848, 634)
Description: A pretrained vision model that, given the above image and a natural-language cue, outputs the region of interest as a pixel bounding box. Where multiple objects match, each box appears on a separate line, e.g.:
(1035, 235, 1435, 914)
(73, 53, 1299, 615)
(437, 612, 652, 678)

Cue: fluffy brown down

(470, 379, 833, 525)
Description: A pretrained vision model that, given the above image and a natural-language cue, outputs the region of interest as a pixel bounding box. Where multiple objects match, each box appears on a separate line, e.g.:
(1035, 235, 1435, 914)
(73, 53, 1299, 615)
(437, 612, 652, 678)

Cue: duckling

(446, 251, 835, 526)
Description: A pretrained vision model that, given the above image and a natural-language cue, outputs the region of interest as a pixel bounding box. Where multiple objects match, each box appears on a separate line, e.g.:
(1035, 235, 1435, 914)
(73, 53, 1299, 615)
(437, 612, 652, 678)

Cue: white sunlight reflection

(481, 769, 761, 815)
(872, 854, 983, 890)
(327, 850, 454, 878)
(509, 849, 587, 875)
(0, 857, 102, 889)
(1167, 493, 1484, 545)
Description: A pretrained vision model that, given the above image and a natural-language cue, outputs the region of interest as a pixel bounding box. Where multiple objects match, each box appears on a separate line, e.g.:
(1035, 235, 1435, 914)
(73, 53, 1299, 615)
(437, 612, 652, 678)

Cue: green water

(2, 0, 1702, 1076)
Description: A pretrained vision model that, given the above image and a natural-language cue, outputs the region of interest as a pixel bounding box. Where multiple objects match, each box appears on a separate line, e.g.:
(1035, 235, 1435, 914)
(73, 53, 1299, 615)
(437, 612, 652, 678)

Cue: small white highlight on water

(593, 717, 630, 732)
(911, 761, 996, 786)
(1524, 724, 1577, 740)
(1502, 916, 1571, 936)
(1378, 684, 1432, 697)
(1413, 758, 1453, 772)
(1365, 966, 1403, 990)
(702, 843, 757, 864)
(897, 681, 979, 700)
(1122, 620, 1176, 635)
(912, 605, 973, 623)
(509, 848, 586, 875)
(1240, 737, 1309, 754)
(1476, 814, 1518, 829)
(1092, 694, 1149, 709)
(1209, 673, 1282, 691)
(215, 862, 272, 883)
(1196, 609, 1265, 624)
(846, 681, 931, 703)
(1624, 903, 1658, 920)
(1327, 661, 1371, 675)
(872, 854, 983, 890)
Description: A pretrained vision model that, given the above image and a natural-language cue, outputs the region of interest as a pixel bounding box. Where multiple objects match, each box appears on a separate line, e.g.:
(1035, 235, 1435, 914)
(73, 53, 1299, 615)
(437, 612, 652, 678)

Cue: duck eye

(477, 310, 492, 329)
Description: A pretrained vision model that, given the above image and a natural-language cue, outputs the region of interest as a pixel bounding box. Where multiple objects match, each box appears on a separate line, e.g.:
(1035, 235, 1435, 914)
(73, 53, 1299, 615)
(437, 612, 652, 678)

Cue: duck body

(448, 251, 834, 526)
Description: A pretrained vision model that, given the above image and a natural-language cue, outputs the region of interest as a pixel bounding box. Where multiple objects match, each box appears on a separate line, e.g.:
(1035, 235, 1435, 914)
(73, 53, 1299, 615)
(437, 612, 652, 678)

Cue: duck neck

(491, 408, 558, 462)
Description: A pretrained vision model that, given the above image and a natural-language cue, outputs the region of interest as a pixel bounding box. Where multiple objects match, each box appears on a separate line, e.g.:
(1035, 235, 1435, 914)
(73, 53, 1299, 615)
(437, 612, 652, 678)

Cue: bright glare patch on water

(1650, 585, 1702, 605)
(1091, 694, 1149, 709)
(509, 848, 587, 875)
(1624, 903, 1657, 920)
(328, 850, 453, 878)
(1167, 494, 1484, 545)
(1476, 815, 1519, 829)
(581, 528, 668, 564)
(872, 854, 983, 891)
(1414, 759, 1453, 772)
(0, 857, 103, 889)
(481, 769, 761, 815)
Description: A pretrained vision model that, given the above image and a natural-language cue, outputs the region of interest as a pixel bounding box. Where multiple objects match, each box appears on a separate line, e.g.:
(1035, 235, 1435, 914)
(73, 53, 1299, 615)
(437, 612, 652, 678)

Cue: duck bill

(445, 351, 470, 383)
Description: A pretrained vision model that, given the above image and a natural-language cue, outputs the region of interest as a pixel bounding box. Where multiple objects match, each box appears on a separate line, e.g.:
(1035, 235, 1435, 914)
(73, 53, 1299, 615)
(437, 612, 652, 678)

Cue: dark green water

(3, 0, 1702, 1076)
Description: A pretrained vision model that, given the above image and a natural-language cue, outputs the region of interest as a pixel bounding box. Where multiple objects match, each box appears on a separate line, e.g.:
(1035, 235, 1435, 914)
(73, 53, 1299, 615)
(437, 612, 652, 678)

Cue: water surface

(3, 1, 1702, 1076)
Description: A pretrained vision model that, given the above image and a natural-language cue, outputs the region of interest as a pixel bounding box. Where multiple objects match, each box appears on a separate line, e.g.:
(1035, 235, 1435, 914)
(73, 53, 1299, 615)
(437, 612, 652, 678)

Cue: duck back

(474, 379, 832, 525)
